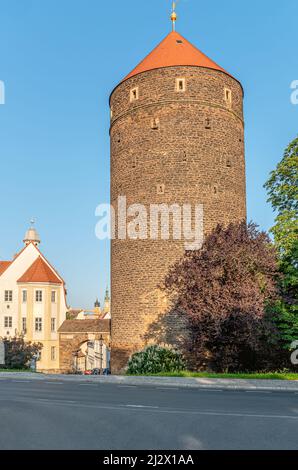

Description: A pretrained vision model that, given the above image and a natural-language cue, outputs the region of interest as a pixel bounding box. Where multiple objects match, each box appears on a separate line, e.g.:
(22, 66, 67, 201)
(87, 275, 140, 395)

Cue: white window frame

(4, 290, 13, 302)
(51, 346, 56, 361)
(22, 290, 27, 303)
(35, 317, 42, 332)
(51, 318, 56, 332)
(51, 291, 56, 303)
(22, 317, 27, 334)
(4, 316, 12, 328)
(35, 290, 43, 303)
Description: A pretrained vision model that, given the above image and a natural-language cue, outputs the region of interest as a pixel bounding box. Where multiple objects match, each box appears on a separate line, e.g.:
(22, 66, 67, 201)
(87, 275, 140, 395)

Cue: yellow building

(0, 224, 68, 371)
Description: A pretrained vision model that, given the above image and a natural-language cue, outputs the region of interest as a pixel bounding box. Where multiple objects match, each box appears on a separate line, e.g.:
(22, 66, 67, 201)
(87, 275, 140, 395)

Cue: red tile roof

(124, 31, 230, 81)
(0, 261, 12, 276)
(58, 319, 111, 333)
(17, 256, 62, 284)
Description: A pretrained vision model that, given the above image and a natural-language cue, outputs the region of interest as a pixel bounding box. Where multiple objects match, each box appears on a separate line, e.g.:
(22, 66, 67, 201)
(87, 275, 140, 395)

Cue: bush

(3, 336, 43, 370)
(127, 345, 185, 375)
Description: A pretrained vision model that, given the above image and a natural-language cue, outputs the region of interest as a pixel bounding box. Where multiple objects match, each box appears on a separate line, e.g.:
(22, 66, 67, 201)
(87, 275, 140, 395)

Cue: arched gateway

(58, 319, 111, 373)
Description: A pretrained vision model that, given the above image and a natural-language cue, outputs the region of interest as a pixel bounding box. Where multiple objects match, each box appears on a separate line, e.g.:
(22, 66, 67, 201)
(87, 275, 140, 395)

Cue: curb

(1, 372, 298, 392)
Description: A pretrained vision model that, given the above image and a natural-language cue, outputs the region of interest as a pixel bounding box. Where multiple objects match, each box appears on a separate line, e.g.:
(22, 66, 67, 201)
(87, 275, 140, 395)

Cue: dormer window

(130, 87, 139, 102)
(176, 78, 186, 92)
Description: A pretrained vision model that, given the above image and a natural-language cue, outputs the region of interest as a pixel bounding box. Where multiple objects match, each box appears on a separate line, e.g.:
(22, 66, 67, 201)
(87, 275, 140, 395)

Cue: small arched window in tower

(182, 151, 187, 163)
(176, 78, 186, 93)
(151, 117, 160, 130)
(213, 185, 218, 196)
(224, 88, 232, 107)
(226, 158, 232, 168)
(156, 184, 165, 195)
(205, 117, 211, 130)
(130, 87, 139, 102)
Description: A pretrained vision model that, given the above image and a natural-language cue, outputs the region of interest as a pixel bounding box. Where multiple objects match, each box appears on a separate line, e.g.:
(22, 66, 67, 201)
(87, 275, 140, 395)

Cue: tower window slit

(176, 78, 186, 92)
(157, 184, 165, 195)
(151, 117, 160, 130)
(205, 118, 211, 129)
(224, 88, 232, 106)
(130, 87, 139, 102)
(132, 156, 138, 169)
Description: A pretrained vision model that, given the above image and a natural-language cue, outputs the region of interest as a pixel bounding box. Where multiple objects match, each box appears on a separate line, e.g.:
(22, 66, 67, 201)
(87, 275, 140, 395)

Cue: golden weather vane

(171, 1, 178, 32)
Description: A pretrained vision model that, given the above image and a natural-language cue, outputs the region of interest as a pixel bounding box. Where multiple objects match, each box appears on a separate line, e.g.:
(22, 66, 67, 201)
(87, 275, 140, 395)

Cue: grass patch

(129, 371, 298, 381)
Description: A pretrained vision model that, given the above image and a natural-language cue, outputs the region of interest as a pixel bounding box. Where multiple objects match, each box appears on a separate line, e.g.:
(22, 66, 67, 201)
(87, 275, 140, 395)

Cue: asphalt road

(0, 377, 297, 450)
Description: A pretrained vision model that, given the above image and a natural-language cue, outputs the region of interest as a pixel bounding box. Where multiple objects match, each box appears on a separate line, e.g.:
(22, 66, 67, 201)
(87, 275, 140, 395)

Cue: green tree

(163, 222, 281, 372)
(264, 137, 298, 349)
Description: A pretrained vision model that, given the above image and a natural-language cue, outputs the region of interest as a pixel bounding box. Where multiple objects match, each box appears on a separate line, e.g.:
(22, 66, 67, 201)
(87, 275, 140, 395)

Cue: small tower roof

(124, 31, 231, 81)
(24, 220, 41, 246)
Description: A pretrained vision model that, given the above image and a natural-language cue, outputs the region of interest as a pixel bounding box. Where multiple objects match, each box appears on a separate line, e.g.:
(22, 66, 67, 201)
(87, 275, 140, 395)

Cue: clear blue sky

(0, 0, 297, 308)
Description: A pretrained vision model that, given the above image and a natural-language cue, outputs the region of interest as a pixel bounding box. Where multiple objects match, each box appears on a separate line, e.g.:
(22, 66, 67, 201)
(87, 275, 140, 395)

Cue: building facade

(110, 30, 247, 372)
(0, 226, 68, 371)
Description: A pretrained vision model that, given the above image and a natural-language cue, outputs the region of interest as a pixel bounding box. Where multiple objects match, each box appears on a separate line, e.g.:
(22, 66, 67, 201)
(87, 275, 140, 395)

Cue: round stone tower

(110, 29, 246, 372)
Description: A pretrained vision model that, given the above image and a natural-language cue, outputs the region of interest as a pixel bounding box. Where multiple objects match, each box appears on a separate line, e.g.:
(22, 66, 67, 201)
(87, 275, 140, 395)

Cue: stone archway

(74, 339, 110, 372)
(58, 319, 111, 373)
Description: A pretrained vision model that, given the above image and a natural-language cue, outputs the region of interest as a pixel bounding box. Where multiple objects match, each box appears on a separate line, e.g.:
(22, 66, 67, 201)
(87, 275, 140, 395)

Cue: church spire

(105, 286, 110, 302)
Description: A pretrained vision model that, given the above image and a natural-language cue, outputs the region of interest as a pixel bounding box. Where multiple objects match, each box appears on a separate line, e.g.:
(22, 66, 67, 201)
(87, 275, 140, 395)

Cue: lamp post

(99, 335, 104, 375)
(73, 351, 79, 373)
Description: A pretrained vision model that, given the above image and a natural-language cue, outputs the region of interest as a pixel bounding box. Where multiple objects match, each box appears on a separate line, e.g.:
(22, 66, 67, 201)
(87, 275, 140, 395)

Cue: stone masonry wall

(110, 66, 246, 372)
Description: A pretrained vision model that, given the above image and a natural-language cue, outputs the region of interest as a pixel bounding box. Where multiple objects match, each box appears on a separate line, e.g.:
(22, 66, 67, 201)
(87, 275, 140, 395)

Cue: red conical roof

(124, 31, 230, 81)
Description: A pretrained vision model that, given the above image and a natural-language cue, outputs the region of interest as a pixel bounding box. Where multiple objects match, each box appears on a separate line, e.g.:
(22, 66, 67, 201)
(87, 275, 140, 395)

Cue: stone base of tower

(110, 343, 142, 374)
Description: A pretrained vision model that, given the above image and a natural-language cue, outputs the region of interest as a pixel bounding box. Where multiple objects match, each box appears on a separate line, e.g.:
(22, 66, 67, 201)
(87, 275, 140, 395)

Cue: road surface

(0, 377, 297, 450)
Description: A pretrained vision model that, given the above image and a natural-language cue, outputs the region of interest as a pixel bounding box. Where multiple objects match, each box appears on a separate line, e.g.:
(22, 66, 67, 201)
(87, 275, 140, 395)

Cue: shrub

(127, 345, 185, 375)
(3, 336, 43, 370)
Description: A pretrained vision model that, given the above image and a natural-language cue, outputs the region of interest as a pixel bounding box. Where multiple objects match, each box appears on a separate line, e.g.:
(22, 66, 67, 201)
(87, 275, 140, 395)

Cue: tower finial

(171, 1, 177, 32)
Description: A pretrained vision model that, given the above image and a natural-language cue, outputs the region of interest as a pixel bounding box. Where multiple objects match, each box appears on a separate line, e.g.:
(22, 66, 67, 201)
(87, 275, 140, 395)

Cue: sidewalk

(1, 372, 298, 391)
